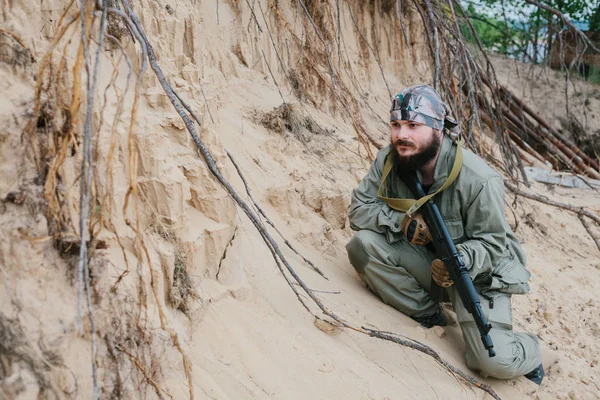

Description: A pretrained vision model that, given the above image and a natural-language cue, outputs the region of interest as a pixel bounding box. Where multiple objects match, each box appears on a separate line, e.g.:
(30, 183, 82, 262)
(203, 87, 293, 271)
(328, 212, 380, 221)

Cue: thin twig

(257, 1, 287, 76)
(225, 149, 328, 279)
(199, 84, 215, 124)
(336, 0, 341, 69)
(346, 1, 392, 99)
(578, 213, 600, 253)
(397, 0, 410, 48)
(116, 344, 173, 400)
(361, 328, 501, 400)
(297, 0, 336, 86)
(77, 0, 91, 337)
(244, 0, 262, 33)
(422, 0, 439, 90)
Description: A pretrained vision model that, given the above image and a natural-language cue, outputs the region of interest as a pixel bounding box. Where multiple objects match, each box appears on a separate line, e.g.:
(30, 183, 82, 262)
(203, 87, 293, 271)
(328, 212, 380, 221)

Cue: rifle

(402, 170, 496, 358)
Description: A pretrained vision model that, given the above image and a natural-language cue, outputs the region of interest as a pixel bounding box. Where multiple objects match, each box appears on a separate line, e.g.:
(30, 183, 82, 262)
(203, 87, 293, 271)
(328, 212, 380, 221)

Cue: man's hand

(431, 259, 454, 287)
(401, 213, 432, 245)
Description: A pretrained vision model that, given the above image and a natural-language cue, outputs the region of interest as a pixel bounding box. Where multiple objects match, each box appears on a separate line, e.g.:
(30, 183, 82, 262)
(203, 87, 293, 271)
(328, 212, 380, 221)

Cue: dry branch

(225, 150, 328, 279)
(505, 181, 600, 254)
(498, 86, 600, 173)
(361, 328, 501, 400)
(476, 73, 600, 180)
(578, 214, 600, 253)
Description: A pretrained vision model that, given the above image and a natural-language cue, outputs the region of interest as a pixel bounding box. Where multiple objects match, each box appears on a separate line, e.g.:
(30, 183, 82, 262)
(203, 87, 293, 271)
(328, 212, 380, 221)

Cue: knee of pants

(465, 327, 538, 380)
(468, 350, 520, 379)
(346, 230, 381, 275)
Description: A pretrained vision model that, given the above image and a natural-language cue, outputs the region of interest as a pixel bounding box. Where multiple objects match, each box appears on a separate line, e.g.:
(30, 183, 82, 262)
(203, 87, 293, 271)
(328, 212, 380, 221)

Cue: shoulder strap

(377, 140, 464, 217)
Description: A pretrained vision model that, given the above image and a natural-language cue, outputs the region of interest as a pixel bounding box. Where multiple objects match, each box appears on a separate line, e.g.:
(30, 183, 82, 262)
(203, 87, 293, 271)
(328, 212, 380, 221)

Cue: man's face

(390, 120, 442, 170)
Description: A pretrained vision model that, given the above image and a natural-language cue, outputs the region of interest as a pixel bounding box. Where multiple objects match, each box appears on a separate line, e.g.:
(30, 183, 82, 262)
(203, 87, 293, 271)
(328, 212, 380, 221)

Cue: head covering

(390, 84, 461, 140)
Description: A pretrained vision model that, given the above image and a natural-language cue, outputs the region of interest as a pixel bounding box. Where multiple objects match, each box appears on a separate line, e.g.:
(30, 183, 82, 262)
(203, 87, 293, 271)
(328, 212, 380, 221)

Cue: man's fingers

(433, 271, 449, 280)
(432, 260, 453, 287)
(432, 271, 445, 281)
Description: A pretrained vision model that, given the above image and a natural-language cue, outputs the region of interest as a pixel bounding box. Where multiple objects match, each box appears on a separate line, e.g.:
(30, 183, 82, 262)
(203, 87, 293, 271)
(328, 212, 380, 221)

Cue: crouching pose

(346, 84, 544, 384)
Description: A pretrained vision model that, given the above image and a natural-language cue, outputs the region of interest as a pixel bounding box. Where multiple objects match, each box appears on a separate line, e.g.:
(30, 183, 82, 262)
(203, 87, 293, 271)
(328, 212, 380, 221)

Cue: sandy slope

(1, 1, 599, 399)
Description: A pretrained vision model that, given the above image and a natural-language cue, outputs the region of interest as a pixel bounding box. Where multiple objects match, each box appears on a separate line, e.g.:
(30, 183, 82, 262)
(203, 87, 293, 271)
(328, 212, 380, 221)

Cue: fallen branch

(505, 181, 600, 254)
(505, 181, 600, 225)
(361, 327, 501, 400)
(578, 213, 600, 253)
(225, 149, 328, 279)
(499, 86, 599, 174)
(499, 104, 584, 175)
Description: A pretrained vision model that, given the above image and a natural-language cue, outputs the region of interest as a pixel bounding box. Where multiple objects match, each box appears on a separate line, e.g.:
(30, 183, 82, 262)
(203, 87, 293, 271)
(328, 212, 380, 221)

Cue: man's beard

(390, 134, 441, 171)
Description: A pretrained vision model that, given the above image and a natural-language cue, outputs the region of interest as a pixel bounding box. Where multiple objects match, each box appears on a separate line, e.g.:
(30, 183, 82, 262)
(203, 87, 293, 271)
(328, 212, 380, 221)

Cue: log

(501, 105, 587, 175)
(478, 75, 599, 176)
(499, 86, 599, 171)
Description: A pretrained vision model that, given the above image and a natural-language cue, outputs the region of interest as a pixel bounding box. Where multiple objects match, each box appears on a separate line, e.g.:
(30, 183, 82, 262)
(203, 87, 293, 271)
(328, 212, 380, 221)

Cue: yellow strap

(377, 140, 463, 217)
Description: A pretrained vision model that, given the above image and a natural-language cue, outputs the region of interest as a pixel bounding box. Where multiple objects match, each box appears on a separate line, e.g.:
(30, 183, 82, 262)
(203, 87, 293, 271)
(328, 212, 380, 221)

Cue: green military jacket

(349, 135, 531, 294)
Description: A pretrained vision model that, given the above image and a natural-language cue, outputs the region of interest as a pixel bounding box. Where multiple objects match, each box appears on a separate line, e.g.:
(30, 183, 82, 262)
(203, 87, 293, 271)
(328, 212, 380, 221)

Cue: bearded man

(346, 84, 544, 384)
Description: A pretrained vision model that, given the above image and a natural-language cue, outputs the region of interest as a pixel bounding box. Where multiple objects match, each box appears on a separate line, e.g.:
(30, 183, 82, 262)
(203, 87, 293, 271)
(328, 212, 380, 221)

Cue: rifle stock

(403, 170, 496, 358)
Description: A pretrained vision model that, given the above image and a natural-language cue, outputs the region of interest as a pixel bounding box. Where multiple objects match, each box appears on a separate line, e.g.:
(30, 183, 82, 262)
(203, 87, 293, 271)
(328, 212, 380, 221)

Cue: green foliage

(476, 0, 593, 25)
(587, 65, 600, 84)
(460, 0, 600, 65)
(590, 6, 600, 32)
(460, 4, 527, 58)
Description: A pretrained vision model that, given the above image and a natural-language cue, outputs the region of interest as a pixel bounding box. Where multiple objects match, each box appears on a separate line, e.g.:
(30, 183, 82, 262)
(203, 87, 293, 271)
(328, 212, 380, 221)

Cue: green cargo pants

(347, 229, 542, 379)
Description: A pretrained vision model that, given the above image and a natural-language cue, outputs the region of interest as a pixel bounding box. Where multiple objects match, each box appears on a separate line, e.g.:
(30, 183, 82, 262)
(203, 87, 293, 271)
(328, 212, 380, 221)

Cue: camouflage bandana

(390, 84, 461, 140)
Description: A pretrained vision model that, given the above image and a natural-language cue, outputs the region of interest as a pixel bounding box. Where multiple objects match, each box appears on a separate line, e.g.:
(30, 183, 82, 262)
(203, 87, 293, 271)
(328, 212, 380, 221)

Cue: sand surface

(1, 1, 599, 399)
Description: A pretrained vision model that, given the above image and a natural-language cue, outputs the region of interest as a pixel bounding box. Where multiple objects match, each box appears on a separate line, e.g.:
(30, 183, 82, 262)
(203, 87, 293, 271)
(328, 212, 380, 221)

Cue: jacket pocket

(486, 256, 531, 295)
(443, 218, 464, 241)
